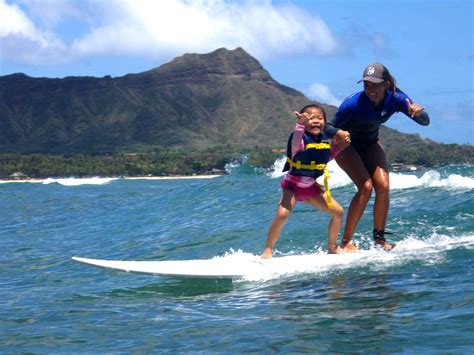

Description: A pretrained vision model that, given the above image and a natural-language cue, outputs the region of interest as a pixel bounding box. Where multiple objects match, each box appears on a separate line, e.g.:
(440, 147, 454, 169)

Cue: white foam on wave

(324, 160, 352, 188)
(269, 157, 474, 191)
(267, 157, 352, 188)
(390, 170, 474, 190)
(42, 177, 118, 186)
(267, 156, 287, 179)
(220, 233, 474, 282)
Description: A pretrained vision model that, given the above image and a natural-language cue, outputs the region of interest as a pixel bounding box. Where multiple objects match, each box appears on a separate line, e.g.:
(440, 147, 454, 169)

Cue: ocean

(1, 160, 473, 353)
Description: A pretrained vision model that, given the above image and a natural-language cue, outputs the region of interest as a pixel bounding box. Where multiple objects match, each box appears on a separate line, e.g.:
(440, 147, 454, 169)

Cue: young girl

(261, 104, 344, 259)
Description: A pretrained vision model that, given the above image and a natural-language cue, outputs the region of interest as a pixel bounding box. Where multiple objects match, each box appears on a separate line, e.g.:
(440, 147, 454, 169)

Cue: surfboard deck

(72, 256, 265, 279)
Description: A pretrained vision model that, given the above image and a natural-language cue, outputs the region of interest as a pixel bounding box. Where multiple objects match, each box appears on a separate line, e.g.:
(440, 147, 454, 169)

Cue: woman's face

(363, 81, 389, 105)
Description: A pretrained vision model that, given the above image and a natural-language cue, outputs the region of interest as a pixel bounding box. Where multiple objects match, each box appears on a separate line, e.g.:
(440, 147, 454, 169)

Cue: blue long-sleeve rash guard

(324, 89, 430, 148)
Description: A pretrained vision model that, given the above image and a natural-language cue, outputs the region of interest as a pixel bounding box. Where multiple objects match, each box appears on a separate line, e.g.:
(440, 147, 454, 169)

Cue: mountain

(0, 47, 324, 153)
(1, 47, 472, 167)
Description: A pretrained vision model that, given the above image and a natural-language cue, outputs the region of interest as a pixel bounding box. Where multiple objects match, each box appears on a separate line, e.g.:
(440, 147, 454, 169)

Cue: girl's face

(303, 107, 325, 135)
(363, 81, 390, 105)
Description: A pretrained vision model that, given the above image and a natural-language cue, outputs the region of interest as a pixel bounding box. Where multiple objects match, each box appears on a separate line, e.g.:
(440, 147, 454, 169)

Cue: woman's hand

(335, 130, 351, 150)
(406, 98, 425, 117)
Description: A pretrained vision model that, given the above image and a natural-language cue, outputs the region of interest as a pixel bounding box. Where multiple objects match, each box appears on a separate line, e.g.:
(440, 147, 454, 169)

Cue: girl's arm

(290, 123, 306, 158)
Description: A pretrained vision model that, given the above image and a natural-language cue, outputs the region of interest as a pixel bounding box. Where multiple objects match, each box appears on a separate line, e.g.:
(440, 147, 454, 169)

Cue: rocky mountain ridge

(0, 47, 315, 153)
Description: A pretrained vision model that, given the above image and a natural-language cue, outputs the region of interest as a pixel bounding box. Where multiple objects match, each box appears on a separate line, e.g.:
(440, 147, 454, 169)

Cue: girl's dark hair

(299, 104, 327, 123)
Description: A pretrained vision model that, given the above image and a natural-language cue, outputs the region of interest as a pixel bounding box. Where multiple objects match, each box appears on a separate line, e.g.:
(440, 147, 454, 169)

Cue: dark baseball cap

(357, 63, 391, 83)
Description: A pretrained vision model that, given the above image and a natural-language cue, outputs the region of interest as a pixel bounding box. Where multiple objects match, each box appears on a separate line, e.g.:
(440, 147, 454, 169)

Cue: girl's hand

(293, 111, 311, 126)
(406, 98, 425, 117)
(335, 129, 351, 150)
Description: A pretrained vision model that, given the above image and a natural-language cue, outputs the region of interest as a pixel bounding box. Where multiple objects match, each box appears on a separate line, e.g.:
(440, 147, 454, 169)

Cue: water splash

(219, 233, 474, 282)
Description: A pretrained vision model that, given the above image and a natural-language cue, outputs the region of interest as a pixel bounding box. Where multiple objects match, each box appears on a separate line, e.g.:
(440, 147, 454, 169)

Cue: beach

(0, 174, 223, 183)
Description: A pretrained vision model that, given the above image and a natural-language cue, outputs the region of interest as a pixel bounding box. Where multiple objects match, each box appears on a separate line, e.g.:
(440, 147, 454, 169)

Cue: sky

(1, 0, 473, 144)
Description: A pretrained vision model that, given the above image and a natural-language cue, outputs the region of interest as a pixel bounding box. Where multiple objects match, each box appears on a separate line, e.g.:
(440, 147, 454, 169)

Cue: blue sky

(1, 0, 473, 144)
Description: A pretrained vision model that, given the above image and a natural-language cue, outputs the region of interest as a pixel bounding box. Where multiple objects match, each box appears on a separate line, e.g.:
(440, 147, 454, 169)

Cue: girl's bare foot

(261, 247, 273, 259)
(341, 240, 358, 253)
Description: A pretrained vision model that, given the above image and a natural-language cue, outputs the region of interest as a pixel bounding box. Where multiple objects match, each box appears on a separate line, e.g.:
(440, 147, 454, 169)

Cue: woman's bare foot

(374, 240, 396, 250)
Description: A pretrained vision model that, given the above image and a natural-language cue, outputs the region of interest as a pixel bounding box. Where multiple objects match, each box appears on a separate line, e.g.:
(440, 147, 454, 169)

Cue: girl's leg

(262, 189, 297, 258)
(306, 193, 344, 254)
(335, 146, 373, 251)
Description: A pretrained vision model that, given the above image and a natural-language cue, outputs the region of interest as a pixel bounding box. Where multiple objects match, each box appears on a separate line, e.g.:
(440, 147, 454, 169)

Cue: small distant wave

(42, 177, 118, 186)
(219, 233, 474, 282)
(224, 159, 242, 174)
(224, 155, 268, 175)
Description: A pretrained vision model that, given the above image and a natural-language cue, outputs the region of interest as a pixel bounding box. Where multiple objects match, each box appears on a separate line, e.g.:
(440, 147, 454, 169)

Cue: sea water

(1, 161, 473, 352)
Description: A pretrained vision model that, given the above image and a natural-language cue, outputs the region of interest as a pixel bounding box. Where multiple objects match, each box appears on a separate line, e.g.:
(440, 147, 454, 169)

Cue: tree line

(1, 143, 472, 179)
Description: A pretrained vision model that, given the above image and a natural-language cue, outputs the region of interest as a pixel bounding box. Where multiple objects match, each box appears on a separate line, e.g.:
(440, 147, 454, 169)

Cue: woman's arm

(410, 111, 430, 126)
(326, 107, 352, 150)
(405, 98, 430, 126)
(397, 91, 430, 126)
(324, 95, 354, 139)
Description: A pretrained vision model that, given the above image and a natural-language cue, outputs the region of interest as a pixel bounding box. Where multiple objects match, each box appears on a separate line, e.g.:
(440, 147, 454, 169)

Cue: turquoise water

(1, 162, 473, 353)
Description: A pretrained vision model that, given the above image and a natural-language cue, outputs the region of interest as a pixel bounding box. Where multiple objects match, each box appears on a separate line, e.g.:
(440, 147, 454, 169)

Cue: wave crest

(42, 177, 118, 186)
(268, 157, 474, 190)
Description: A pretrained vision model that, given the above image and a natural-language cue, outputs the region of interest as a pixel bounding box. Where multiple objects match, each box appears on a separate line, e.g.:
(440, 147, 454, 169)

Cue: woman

(324, 63, 430, 251)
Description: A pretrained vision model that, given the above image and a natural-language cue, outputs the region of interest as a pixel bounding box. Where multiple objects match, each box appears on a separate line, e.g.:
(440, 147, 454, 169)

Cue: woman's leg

(335, 146, 374, 251)
(359, 142, 393, 249)
(306, 193, 344, 254)
(360, 142, 390, 231)
(262, 189, 297, 258)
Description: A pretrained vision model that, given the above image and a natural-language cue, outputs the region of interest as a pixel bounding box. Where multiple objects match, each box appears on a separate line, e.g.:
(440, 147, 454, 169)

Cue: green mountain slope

(0, 48, 329, 153)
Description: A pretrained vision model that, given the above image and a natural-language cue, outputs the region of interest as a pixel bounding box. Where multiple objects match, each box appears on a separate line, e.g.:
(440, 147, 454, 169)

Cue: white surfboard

(72, 256, 265, 279)
(72, 253, 345, 280)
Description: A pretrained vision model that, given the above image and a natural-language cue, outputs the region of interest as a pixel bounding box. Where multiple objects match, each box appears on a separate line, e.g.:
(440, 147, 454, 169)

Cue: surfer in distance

(324, 63, 430, 251)
(261, 104, 346, 259)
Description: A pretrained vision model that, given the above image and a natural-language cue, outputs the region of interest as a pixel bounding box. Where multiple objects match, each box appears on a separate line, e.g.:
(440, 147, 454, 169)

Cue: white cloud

(15, 0, 85, 29)
(0, 0, 68, 64)
(1, 0, 341, 65)
(307, 83, 342, 106)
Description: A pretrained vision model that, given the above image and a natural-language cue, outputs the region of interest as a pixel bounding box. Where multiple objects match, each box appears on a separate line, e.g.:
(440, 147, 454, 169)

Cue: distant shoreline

(0, 174, 224, 183)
